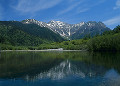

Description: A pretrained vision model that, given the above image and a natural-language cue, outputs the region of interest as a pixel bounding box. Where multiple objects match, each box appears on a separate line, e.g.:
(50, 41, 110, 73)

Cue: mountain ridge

(0, 21, 65, 46)
(22, 19, 110, 39)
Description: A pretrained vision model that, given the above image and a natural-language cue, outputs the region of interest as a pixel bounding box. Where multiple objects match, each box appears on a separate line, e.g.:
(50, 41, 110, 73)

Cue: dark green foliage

(0, 21, 64, 42)
(87, 25, 120, 51)
(0, 24, 45, 46)
(113, 25, 120, 33)
(83, 34, 91, 40)
(0, 21, 64, 47)
(102, 25, 120, 35)
(102, 30, 114, 35)
(0, 44, 28, 50)
(38, 39, 88, 50)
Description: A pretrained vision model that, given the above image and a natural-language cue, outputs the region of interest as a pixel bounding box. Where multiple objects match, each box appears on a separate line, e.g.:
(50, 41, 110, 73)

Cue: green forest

(87, 25, 120, 51)
(38, 25, 120, 51)
(0, 21, 120, 51)
(0, 21, 64, 50)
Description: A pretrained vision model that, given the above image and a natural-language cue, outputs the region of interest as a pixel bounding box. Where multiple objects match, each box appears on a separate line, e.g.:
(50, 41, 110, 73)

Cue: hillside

(23, 19, 110, 39)
(0, 23, 43, 46)
(0, 20, 118, 51)
(37, 25, 120, 51)
(0, 21, 64, 46)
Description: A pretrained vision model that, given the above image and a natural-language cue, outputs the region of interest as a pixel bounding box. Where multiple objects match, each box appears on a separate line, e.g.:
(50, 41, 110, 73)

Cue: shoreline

(1, 50, 86, 52)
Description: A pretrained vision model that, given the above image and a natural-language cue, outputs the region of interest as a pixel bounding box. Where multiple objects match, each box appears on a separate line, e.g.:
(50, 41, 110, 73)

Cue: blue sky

(0, 0, 120, 29)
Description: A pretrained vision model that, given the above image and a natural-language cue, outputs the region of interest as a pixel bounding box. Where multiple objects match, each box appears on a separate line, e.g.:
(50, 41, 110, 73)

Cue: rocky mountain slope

(22, 19, 110, 39)
(70, 21, 110, 39)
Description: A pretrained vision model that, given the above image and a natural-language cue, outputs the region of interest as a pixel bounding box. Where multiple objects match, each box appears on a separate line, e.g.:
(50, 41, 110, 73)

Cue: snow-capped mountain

(22, 19, 48, 28)
(22, 19, 110, 39)
(24, 60, 106, 81)
(22, 19, 74, 37)
(71, 21, 110, 39)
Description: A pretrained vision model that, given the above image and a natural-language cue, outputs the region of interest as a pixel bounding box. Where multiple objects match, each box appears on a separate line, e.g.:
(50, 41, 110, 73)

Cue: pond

(0, 51, 120, 86)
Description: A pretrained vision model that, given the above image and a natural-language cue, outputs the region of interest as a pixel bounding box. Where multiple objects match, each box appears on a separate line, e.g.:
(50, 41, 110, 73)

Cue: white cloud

(57, 1, 84, 16)
(113, 0, 120, 10)
(11, 0, 62, 13)
(57, 0, 106, 16)
(103, 16, 120, 25)
(77, 8, 89, 14)
(92, 0, 107, 6)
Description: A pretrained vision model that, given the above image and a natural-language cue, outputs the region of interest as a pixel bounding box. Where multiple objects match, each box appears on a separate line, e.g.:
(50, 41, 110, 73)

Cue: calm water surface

(0, 51, 120, 86)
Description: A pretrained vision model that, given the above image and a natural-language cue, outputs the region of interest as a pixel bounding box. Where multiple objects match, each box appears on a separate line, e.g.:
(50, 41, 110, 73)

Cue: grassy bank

(0, 39, 88, 50)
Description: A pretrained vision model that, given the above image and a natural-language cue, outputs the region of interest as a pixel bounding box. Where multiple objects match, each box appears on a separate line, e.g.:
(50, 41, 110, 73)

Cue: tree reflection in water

(0, 51, 120, 86)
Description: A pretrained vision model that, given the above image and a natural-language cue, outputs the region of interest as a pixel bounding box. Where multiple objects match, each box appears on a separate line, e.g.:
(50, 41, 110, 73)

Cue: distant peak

(49, 20, 56, 22)
(25, 19, 37, 21)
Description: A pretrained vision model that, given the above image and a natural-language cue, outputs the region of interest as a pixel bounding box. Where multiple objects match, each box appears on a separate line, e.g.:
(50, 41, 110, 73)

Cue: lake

(0, 51, 120, 86)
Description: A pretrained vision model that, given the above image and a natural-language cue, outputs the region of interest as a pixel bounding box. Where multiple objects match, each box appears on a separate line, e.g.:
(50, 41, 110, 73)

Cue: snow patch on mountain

(22, 19, 110, 39)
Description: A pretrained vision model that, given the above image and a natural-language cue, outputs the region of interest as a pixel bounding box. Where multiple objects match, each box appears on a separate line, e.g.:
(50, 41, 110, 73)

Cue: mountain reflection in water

(24, 59, 108, 81)
(24, 60, 86, 81)
(0, 51, 120, 86)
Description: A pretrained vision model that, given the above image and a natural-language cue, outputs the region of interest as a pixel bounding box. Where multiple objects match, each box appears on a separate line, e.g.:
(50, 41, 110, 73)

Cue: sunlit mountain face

(22, 19, 110, 39)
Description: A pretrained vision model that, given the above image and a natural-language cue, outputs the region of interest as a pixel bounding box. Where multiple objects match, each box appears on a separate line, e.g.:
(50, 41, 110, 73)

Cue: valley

(0, 19, 120, 51)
